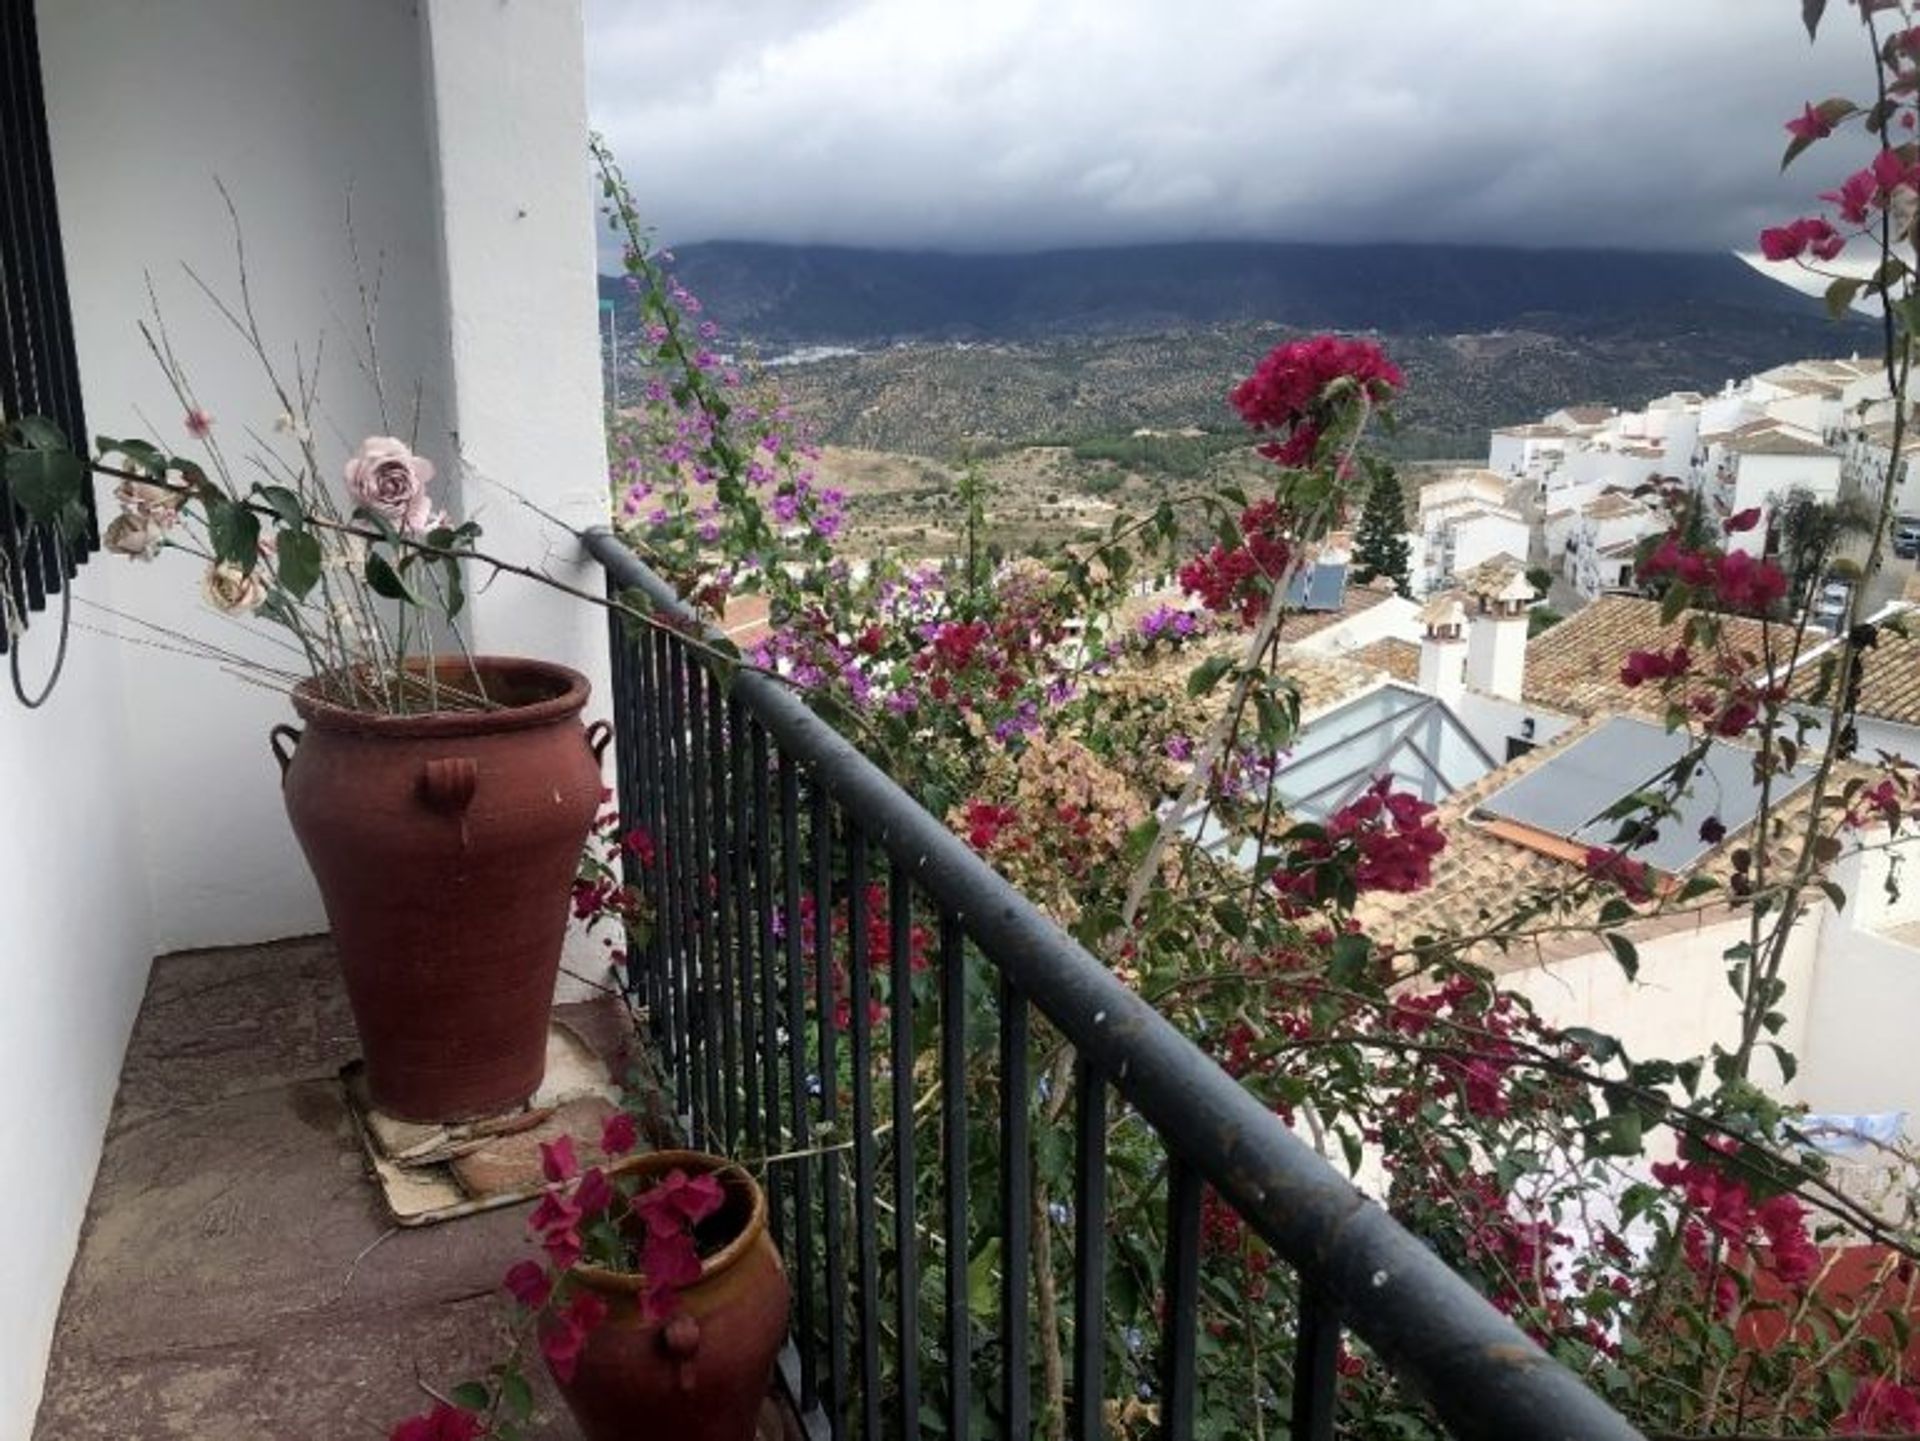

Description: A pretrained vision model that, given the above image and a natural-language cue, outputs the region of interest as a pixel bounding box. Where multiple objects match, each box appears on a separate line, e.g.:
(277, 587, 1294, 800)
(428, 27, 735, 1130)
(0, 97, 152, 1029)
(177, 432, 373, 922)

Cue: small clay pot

(272, 657, 608, 1122)
(554, 1150, 791, 1441)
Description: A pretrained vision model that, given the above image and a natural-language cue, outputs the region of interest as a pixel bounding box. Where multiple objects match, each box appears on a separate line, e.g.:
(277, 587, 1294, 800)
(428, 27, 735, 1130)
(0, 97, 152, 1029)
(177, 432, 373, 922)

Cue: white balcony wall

(0, 628, 152, 1431)
(8, 0, 607, 1429)
(39, 0, 456, 952)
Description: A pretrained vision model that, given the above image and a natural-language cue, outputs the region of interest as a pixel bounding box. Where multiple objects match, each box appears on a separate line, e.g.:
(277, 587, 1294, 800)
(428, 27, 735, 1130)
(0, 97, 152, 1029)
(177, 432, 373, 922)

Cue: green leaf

(4, 443, 84, 527)
(1186, 654, 1233, 698)
(254, 484, 306, 529)
(14, 414, 68, 451)
(1329, 933, 1371, 988)
(364, 551, 422, 604)
(1825, 275, 1865, 319)
(1604, 932, 1639, 982)
(441, 555, 466, 620)
(967, 1239, 1001, 1320)
(1590, 1110, 1643, 1157)
(207, 500, 263, 574)
(276, 528, 322, 599)
(1561, 1026, 1621, 1063)
(499, 1368, 534, 1420)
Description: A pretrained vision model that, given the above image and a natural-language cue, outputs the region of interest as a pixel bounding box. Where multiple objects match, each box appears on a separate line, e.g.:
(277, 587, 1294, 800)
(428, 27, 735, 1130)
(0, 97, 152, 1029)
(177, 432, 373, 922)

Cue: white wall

(1801, 844, 1920, 1126)
(9, 0, 610, 1427)
(418, 0, 613, 992)
(40, 0, 456, 951)
(0, 616, 153, 1431)
(1501, 909, 1816, 1101)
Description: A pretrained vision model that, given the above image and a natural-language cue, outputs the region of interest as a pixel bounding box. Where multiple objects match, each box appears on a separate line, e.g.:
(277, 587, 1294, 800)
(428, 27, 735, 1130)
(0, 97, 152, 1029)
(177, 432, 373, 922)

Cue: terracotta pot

(555, 1150, 791, 1441)
(271, 657, 608, 1122)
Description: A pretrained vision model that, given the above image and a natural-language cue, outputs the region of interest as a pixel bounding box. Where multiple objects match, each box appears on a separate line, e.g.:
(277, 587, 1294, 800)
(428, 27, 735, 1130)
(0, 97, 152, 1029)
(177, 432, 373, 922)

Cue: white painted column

(418, 0, 615, 996)
(418, 0, 610, 674)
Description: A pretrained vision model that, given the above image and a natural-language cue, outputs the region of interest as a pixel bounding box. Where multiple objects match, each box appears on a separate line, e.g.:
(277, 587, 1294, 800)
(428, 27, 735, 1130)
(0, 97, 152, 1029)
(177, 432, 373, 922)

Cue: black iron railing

(0, 0, 96, 654)
(586, 528, 1641, 1441)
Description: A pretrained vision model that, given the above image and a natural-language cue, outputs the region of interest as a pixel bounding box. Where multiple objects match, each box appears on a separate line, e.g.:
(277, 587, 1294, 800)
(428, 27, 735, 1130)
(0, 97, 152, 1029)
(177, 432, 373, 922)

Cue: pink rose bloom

(343, 436, 436, 533)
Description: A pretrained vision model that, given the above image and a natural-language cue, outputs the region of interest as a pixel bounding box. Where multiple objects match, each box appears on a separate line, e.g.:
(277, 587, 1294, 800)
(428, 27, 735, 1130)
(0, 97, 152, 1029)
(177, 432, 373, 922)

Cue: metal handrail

(585, 526, 1642, 1441)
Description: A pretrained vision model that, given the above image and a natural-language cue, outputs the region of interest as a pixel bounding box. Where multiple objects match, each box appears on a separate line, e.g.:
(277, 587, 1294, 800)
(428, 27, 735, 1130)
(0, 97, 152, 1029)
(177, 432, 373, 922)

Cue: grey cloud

(585, 0, 1880, 253)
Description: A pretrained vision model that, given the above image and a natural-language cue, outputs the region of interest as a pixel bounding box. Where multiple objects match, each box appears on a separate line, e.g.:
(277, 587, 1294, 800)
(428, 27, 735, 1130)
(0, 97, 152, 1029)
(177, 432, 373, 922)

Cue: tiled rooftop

(1520, 596, 1770, 720)
(1357, 716, 1838, 967)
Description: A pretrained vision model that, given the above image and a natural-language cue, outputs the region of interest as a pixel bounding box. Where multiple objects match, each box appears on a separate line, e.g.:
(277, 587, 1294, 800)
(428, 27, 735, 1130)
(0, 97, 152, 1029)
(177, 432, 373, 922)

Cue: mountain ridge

(601, 239, 1850, 346)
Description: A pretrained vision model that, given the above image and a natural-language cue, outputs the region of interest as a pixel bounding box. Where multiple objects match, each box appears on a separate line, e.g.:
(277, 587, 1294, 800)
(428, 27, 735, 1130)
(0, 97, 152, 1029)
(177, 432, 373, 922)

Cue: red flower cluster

(1390, 975, 1523, 1119)
(792, 884, 931, 1029)
(1229, 336, 1403, 468)
(1619, 645, 1692, 689)
(1273, 777, 1446, 908)
(1822, 149, 1920, 225)
(1639, 535, 1787, 615)
(961, 800, 1020, 852)
(1583, 847, 1654, 903)
(389, 1404, 485, 1441)
(1652, 1154, 1822, 1315)
(634, 1168, 726, 1320)
(1841, 1377, 1920, 1434)
(1758, 215, 1846, 262)
(914, 609, 1067, 709)
(1178, 499, 1294, 626)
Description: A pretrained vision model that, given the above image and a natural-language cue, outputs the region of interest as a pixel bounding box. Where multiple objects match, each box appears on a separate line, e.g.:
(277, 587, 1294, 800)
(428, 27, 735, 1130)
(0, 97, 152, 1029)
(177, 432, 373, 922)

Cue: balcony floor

(34, 937, 592, 1439)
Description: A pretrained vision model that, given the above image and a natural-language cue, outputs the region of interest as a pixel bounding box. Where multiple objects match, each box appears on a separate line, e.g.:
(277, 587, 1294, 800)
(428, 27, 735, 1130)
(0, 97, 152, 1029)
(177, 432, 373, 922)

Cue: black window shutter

(0, 0, 95, 656)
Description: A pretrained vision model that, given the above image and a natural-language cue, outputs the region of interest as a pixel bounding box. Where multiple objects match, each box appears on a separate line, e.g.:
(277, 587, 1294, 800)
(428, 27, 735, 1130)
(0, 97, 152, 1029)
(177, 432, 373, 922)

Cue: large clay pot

(271, 657, 607, 1122)
(555, 1150, 791, 1441)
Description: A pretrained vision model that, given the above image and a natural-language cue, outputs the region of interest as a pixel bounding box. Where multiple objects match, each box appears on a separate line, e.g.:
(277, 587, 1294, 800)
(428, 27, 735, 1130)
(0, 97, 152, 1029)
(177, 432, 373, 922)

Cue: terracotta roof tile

(1520, 596, 1770, 719)
(1796, 617, 1920, 727)
(1349, 637, 1420, 684)
(1355, 716, 1852, 967)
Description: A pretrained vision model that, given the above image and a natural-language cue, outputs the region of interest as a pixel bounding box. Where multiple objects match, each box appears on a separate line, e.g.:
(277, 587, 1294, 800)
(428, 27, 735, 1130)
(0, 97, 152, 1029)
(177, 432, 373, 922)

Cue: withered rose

(342, 435, 436, 534)
(103, 511, 166, 561)
(201, 560, 268, 614)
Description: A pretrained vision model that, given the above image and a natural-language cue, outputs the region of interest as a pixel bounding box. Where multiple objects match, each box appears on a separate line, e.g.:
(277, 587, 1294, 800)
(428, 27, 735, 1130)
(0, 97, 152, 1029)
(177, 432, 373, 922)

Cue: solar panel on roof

(1306, 563, 1347, 612)
(1477, 716, 1812, 874)
(1282, 562, 1347, 613)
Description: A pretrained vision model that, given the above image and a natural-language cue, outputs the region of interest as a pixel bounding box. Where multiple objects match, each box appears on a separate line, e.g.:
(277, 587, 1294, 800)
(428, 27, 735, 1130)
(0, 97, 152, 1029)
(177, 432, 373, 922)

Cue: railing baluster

(848, 830, 882, 1441)
(999, 977, 1030, 1440)
(1290, 1276, 1340, 1441)
(668, 638, 703, 1136)
(654, 629, 689, 1114)
(940, 912, 970, 1441)
(732, 702, 760, 1155)
(1161, 1159, 1202, 1441)
(709, 688, 739, 1154)
(890, 877, 921, 1432)
(1072, 1058, 1108, 1441)
(813, 785, 848, 1437)
(780, 753, 818, 1412)
(753, 725, 784, 1255)
(687, 658, 722, 1149)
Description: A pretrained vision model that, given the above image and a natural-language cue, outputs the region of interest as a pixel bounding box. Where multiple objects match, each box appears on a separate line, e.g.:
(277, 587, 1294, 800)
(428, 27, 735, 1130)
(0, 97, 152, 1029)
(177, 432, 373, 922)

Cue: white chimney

(1418, 592, 1468, 704)
(1466, 573, 1533, 701)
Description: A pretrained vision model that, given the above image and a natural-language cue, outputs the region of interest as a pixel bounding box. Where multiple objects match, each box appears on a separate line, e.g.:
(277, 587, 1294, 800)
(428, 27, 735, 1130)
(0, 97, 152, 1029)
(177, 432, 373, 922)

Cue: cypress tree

(1352, 459, 1413, 597)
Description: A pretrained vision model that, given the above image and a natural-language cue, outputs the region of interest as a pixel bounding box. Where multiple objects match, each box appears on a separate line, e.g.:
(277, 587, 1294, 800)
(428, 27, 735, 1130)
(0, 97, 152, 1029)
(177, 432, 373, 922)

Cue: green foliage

(1351, 458, 1413, 597)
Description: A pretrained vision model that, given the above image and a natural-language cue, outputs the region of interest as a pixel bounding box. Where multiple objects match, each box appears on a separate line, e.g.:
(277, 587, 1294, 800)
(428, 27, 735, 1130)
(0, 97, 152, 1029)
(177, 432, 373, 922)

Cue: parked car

(1815, 579, 1853, 626)
(1895, 520, 1920, 559)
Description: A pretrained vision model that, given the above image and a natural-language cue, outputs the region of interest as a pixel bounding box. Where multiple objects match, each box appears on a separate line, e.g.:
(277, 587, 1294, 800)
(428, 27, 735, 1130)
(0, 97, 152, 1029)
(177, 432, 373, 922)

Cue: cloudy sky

(584, 0, 1876, 255)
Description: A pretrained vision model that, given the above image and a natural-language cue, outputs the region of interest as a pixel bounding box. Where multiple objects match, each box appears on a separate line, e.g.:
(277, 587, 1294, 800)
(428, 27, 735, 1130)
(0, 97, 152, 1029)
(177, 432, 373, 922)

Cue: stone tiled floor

(33, 937, 587, 1440)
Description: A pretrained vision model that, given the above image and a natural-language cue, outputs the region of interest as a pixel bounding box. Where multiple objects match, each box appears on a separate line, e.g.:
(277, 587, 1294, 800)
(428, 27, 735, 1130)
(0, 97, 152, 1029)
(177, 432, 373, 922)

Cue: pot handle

(660, 1313, 701, 1393)
(268, 724, 302, 783)
(420, 756, 479, 813)
(585, 719, 614, 768)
